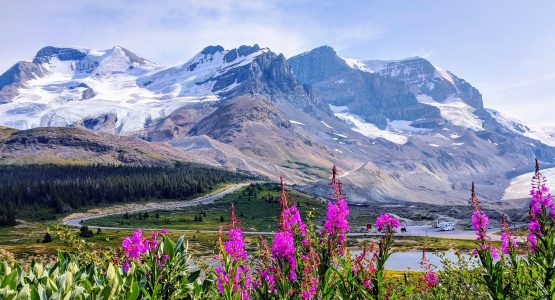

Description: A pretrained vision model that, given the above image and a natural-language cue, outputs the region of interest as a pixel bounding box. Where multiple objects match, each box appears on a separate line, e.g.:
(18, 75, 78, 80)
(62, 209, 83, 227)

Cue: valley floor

(0, 182, 514, 271)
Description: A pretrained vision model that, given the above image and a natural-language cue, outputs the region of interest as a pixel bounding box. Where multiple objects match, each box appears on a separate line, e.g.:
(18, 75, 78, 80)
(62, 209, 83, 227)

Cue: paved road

(62, 182, 252, 227)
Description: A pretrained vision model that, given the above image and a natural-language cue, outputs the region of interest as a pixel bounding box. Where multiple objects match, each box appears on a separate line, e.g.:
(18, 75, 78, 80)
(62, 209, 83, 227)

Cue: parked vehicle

(438, 222, 455, 231)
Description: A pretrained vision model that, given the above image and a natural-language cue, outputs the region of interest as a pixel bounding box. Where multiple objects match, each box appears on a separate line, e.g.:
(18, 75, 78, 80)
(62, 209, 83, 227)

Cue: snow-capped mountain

(1, 43, 555, 208)
(346, 56, 485, 131)
(0, 44, 314, 134)
(288, 46, 442, 131)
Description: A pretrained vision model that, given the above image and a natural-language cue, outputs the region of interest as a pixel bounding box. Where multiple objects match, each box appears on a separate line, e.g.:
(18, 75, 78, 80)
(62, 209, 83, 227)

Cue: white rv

(438, 222, 455, 231)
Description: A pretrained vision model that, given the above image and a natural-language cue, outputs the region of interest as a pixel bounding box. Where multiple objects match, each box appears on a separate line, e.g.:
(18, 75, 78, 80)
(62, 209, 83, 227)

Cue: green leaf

(127, 281, 140, 300)
(187, 270, 200, 283)
(15, 284, 30, 299)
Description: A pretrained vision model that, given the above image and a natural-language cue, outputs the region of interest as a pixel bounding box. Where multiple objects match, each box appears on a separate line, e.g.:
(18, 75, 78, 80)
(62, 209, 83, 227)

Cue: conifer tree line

(0, 162, 250, 226)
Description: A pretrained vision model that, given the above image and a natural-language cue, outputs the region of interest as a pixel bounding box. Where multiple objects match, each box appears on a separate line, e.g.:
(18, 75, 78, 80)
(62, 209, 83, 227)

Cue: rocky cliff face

(288, 46, 441, 129)
(363, 57, 483, 109)
(188, 95, 292, 142)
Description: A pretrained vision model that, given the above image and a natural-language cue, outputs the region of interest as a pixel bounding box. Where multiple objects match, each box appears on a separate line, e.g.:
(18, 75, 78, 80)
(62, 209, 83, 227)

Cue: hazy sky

(1, 0, 554, 126)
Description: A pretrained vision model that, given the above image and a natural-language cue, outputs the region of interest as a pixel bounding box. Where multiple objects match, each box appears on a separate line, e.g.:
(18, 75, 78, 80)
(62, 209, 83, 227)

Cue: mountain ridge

(0, 43, 553, 207)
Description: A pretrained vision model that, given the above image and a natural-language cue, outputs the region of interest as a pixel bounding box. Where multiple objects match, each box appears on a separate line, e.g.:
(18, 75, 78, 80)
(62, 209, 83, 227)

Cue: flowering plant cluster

(525, 159, 555, 297)
(16, 160, 555, 299)
(121, 228, 168, 272)
(214, 204, 252, 299)
(213, 167, 409, 300)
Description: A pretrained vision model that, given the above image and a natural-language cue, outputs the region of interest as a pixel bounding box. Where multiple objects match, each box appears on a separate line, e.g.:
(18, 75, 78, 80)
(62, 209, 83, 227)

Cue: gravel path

(62, 182, 252, 227)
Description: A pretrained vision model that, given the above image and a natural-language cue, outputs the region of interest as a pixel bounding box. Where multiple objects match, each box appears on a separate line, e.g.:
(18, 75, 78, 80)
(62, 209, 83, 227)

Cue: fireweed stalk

(268, 177, 309, 299)
(420, 249, 438, 290)
(333, 243, 378, 299)
(299, 240, 319, 300)
(252, 237, 276, 297)
(527, 159, 555, 297)
(215, 204, 252, 300)
(500, 214, 529, 299)
(317, 166, 350, 297)
(372, 213, 400, 300)
(469, 182, 507, 300)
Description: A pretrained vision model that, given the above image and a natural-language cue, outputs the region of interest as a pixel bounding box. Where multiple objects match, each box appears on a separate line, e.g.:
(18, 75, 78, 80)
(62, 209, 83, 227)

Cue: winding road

(62, 181, 504, 241)
(62, 182, 252, 228)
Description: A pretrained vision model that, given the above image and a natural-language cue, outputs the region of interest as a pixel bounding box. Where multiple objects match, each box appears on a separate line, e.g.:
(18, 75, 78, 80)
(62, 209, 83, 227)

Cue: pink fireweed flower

(215, 266, 228, 293)
(500, 231, 518, 254)
(528, 219, 541, 233)
(500, 215, 518, 255)
(259, 269, 275, 292)
(490, 247, 500, 260)
(469, 185, 490, 243)
(420, 249, 438, 289)
(528, 232, 538, 252)
(123, 260, 130, 273)
(424, 272, 438, 288)
(224, 227, 247, 262)
(471, 211, 489, 232)
(364, 279, 372, 290)
(160, 228, 168, 235)
(282, 206, 306, 236)
(271, 230, 297, 281)
(375, 213, 400, 233)
(215, 205, 252, 299)
(322, 198, 350, 245)
(120, 228, 168, 272)
(122, 229, 149, 259)
(527, 159, 554, 251)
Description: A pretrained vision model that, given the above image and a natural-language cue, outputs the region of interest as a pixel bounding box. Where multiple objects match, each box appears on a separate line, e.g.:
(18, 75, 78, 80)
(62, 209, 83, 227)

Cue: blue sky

(1, 0, 554, 126)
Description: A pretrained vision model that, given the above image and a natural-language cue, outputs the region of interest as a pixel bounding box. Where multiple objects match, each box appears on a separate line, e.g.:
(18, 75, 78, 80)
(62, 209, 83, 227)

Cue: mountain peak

(288, 45, 351, 85)
(299, 45, 338, 57)
(33, 46, 87, 64)
(340, 56, 483, 109)
(201, 45, 225, 55)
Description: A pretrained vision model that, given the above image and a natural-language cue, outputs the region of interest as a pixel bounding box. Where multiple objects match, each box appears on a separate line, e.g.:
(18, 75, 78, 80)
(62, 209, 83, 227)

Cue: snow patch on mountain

(0, 69, 218, 132)
(330, 105, 408, 144)
(343, 58, 373, 73)
(321, 121, 332, 128)
(434, 66, 456, 85)
(503, 167, 555, 200)
(417, 95, 483, 131)
(487, 109, 555, 147)
(387, 120, 431, 133)
(290, 120, 306, 125)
